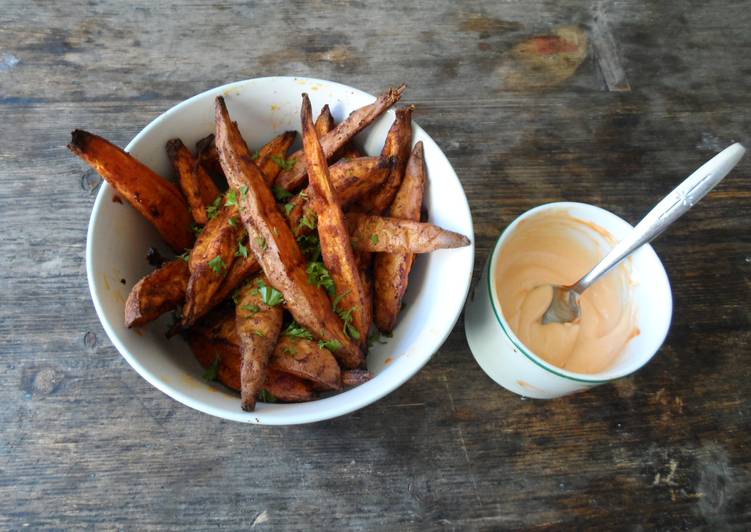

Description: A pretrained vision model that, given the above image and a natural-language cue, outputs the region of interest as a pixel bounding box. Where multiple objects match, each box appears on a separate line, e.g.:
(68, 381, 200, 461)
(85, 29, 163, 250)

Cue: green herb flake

(206, 196, 222, 219)
(271, 155, 297, 171)
(297, 234, 321, 262)
(240, 185, 249, 198)
(307, 261, 335, 295)
(192, 223, 204, 236)
(282, 346, 298, 356)
(228, 217, 238, 227)
(202, 356, 221, 382)
(235, 240, 248, 258)
(298, 210, 317, 230)
(254, 329, 266, 337)
(283, 202, 295, 216)
(208, 255, 226, 273)
(318, 339, 342, 351)
(272, 185, 293, 202)
(254, 235, 268, 251)
(241, 304, 260, 314)
(178, 250, 191, 262)
(370, 233, 379, 245)
(283, 321, 314, 340)
(224, 189, 238, 207)
(260, 285, 284, 306)
(258, 389, 277, 403)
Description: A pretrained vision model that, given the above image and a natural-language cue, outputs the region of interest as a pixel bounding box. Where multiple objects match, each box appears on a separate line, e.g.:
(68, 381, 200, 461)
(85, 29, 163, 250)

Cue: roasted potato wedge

(195, 134, 226, 183)
(346, 213, 470, 253)
(275, 85, 406, 191)
(68, 130, 194, 252)
(255, 131, 297, 185)
(357, 106, 414, 214)
(182, 206, 242, 326)
(166, 138, 221, 224)
(374, 141, 426, 332)
(215, 96, 363, 369)
(315, 104, 335, 136)
(301, 93, 371, 348)
(235, 275, 284, 411)
(270, 335, 341, 391)
(124, 259, 189, 328)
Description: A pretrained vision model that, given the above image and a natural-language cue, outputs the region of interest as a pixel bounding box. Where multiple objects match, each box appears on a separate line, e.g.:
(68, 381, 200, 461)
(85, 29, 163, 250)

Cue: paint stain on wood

(497, 26, 588, 90)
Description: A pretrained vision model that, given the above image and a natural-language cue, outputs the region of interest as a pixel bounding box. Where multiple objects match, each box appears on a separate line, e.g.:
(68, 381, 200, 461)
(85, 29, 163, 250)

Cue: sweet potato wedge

(285, 156, 391, 235)
(315, 104, 335, 136)
(215, 96, 363, 369)
(342, 369, 373, 388)
(275, 84, 406, 191)
(166, 138, 221, 225)
(264, 369, 315, 402)
(195, 134, 226, 183)
(301, 93, 371, 348)
(255, 131, 297, 185)
(346, 213, 470, 253)
(182, 206, 242, 326)
(270, 335, 341, 391)
(374, 141, 426, 332)
(124, 259, 189, 328)
(357, 106, 414, 214)
(235, 275, 284, 411)
(68, 130, 194, 252)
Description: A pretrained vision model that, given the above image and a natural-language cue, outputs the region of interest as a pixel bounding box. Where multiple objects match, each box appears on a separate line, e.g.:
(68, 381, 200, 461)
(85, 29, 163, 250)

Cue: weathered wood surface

(2, 0, 750, 529)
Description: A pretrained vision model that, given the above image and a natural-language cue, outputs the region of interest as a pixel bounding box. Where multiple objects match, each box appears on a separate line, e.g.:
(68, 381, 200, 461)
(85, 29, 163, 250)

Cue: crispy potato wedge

(68, 130, 194, 252)
(285, 156, 391, 235)
(301, 93, 371, 348)
(166, 138, 221, 224)
(374, 141, 426, 332)
(212, 250, 259, 304)
(315, 104, 335, 136)
(235, 275, 284, 411)
(335, 145, 365, 162)
(182, 206, 242, 326)
(215, 96, 363, 369)
(357, 106, 414, 214)
(195, 134, 226, 183)
(124, 259, 189, 328)
(264, 369, 315, 402)
(342, 369, 373, 388)
(270, 336, 341, 391)
(346, 213, 470, 253)
(275, 85, 406, 191)
(255, 131, 297, 185)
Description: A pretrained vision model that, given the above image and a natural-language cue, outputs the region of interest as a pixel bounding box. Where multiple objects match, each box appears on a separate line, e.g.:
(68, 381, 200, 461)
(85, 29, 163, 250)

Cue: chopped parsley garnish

(333, 291, 360, 340)
(318, 339, 342, 351)
(224, 189, 238, 207)
(192, 223, 204, 236)
(370, 233, 379, 245)
(271, 155, 297, 171)
(235, 240, 248, 258)
(254, 330, 266, 337)
(297, 234, 321, 261)
(283, 321, 314, 340)
(367, 330, 391, 349)
(259, 285, 284, 306)
(298, 210, 317, 230)
(202, 356, 221, 381)
(206, 196, 222, 219)
(240, 185, 249, 198)
(241, 304, 260, 314)
(283, 202, 295, 216)
(228, 216, 238, 227)
(208, 255, 226, 273)
(254, 235, 268, 251)
(282, 346, 298, 356)
(178, 250, 191, 262)
(258, 389, 277, 403)
(307, 261, 335, 295)
(272, 185, 293, 202)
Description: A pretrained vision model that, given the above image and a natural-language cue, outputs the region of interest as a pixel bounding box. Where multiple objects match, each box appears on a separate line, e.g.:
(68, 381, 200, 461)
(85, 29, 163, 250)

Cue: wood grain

(1, 0, 750, 529)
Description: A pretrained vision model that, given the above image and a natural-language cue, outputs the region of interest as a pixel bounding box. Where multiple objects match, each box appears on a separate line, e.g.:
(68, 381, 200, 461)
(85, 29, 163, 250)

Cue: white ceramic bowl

(86, 77, 474, 424)
(465, 202, 672, 398)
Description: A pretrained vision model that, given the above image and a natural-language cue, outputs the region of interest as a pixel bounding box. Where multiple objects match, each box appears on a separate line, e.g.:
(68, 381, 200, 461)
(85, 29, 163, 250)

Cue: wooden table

(2, 1, 750, 529)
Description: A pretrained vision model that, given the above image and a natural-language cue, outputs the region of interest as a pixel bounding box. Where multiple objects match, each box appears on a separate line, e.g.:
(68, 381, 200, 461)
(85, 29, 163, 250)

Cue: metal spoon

(541, 143, 746, 325)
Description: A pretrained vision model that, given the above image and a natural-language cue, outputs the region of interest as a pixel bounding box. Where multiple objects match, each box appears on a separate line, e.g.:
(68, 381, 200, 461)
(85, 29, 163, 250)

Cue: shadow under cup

(464, 202, 673, 399)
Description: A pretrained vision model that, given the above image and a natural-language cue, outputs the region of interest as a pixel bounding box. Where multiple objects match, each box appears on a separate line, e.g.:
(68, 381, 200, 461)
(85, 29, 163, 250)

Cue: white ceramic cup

(464, 202, 672, 398)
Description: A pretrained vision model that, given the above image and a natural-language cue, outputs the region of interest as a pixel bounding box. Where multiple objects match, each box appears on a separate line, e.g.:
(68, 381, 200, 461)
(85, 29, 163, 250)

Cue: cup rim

(486, 201, 673, 383)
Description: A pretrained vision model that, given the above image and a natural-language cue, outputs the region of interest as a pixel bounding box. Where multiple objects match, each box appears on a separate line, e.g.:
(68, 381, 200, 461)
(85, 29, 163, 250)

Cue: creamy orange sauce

(495, 209, 638, 374)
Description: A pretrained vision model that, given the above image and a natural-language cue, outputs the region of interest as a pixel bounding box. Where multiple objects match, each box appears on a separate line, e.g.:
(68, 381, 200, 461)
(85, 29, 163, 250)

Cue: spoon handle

(574, 143, 746, 293)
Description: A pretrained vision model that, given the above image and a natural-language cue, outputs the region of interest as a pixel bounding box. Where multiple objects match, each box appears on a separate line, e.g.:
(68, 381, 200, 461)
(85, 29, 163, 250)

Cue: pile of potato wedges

(70, 85, 470, 411)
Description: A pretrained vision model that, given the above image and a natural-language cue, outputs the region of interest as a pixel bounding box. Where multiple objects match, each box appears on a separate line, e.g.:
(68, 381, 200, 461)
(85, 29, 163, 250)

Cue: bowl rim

(86, 76, 475, 424)
(486, 201, 673, 383)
